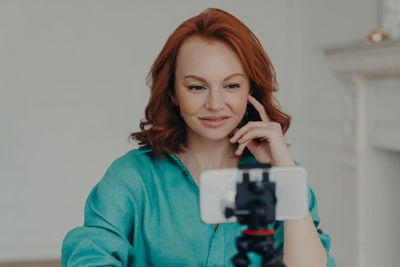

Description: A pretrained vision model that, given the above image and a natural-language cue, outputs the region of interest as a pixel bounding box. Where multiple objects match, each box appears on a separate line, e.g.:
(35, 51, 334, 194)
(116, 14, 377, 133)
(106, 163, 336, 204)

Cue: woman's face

(174, 36, 250, 142)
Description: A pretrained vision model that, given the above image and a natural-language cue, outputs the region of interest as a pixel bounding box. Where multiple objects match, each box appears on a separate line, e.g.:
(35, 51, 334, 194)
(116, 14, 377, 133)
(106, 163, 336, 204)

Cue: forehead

(175, 36, 246, 77)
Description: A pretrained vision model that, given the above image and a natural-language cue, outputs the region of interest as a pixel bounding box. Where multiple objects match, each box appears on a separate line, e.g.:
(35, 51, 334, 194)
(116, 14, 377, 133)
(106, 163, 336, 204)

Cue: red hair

(129, 8, 291, 158)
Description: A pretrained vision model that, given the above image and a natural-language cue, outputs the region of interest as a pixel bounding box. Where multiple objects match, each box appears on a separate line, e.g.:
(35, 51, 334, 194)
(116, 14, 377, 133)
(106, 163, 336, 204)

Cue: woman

(62, 8, 335, 267)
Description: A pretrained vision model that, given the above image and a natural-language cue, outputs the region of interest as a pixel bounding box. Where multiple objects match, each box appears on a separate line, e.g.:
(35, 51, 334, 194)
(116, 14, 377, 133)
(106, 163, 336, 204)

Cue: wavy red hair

(129, 8, 291, 158)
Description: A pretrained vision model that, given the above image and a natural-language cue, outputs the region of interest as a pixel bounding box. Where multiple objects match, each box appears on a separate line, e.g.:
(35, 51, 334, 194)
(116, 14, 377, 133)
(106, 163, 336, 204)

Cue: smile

(199, 116, 230, 127)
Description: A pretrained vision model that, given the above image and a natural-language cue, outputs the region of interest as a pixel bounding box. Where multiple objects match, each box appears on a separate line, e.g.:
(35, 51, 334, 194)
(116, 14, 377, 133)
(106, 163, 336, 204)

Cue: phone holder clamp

(225, 163, 285, 267)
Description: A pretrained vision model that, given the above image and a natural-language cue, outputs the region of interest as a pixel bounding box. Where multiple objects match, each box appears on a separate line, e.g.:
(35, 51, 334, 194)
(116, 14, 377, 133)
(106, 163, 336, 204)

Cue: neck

(177, 133, 240, 170)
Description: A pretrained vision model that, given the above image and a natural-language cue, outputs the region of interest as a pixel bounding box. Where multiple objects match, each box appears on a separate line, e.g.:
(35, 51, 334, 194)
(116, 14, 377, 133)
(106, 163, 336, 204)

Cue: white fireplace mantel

(325, 40, 400, 153)
(324, 40, 400, 267)
(325, 40, 400, 77)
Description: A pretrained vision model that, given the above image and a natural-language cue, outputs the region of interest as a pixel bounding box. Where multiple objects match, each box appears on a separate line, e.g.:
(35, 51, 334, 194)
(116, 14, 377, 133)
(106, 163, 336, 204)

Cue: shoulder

(106, 147, 157, 174)
(100, 147, 161, 189)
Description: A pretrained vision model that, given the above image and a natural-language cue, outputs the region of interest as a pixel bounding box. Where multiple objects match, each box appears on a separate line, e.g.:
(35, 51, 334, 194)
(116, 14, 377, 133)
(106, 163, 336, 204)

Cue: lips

(199, 116, 229, 121)
(198, 116, 230, 128)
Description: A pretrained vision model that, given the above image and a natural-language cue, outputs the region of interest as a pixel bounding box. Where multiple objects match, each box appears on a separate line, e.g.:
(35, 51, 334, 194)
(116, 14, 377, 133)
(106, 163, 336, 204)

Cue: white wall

(0, 1, 377, 266)
(290, 1, 377, 266)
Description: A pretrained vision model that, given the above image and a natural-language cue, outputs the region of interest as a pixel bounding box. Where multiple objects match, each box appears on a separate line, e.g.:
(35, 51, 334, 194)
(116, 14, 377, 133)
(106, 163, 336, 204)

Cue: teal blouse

(62, 148, 335, 266)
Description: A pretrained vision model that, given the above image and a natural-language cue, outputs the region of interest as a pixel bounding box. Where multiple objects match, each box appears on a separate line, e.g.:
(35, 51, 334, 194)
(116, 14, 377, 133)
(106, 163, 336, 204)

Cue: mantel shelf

(324, 40, 400, 77)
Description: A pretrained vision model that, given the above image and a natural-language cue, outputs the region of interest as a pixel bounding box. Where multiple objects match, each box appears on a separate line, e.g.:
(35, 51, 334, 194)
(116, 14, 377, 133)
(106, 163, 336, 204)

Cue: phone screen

(199, 166, 308, 224)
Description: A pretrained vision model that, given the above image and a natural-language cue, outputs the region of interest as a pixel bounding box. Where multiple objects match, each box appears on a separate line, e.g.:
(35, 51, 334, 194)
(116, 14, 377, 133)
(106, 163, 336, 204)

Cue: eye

(224, 83, 240, 89)
(188, 85, 205, 91)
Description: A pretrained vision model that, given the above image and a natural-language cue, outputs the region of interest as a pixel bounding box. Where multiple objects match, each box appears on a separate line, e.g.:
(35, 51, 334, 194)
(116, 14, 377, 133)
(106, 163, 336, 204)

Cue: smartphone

(199, 166, 308, 224)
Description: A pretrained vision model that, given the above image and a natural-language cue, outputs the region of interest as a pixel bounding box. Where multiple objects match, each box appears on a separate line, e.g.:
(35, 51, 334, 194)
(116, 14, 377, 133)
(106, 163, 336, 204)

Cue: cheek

(230, 93, 249, 115)
(177, 93, 204, 116)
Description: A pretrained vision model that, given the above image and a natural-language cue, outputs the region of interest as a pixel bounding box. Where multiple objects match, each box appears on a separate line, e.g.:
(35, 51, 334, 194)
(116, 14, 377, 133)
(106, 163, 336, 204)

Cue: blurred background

(1, 0, 399, 266)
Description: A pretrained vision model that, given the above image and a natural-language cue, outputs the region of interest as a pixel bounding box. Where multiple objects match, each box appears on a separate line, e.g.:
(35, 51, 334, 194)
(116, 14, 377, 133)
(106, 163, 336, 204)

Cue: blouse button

(317, 228, 324, 234)
(183, 171, 188, 176)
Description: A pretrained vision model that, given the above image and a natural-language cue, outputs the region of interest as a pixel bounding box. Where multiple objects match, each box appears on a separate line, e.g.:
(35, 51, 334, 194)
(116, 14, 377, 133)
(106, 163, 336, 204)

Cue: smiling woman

(129, 8, 291, 159)
(173, 36, 250, 144)
(61, 7, 335, 267)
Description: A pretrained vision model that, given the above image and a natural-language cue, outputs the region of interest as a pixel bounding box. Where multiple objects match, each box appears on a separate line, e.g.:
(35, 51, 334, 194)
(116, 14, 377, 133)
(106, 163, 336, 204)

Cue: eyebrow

(184, 73, 245, 83)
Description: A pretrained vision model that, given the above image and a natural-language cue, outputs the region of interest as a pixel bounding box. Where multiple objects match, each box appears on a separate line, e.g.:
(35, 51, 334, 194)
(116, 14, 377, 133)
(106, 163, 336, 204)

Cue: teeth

(203, 117, 226, 121)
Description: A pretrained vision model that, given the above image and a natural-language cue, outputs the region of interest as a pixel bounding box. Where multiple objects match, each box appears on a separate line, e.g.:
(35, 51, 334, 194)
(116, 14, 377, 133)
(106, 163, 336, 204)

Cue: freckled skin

(174, 36, 250, 142)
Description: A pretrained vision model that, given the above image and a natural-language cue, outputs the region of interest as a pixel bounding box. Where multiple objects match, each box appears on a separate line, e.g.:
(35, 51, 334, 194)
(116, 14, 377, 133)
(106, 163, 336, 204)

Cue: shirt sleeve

(272, 187, 335, 266)
(308, 186, 336, 267)
(61, 163, 137, 267)
(272, 161, 336, 267)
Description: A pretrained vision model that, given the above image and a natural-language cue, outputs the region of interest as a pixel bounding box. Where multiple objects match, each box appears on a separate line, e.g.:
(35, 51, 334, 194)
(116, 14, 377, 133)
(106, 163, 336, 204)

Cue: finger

(230, 121, 264, 143)
(248, 95, 270, 122)
(245, 139, 258, 154)
(229, 128, 241, 141)
(228, 128, 240, 138)
(235, 139, 253, 156)
(236, 124, 281, 143)
(238, 128, 270, 144)
(230, 126, 247, 143)
(235, 140, 250, 156)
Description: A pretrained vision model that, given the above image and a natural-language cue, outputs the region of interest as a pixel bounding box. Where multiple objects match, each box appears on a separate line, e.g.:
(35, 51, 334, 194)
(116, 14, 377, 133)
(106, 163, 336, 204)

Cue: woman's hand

(229, 95, 294, 166)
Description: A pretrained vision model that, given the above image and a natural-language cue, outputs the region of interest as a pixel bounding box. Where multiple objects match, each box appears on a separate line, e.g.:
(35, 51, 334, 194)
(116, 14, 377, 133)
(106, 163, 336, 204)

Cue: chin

(186, 119, 240, 141)
(197, 128, 235, 141)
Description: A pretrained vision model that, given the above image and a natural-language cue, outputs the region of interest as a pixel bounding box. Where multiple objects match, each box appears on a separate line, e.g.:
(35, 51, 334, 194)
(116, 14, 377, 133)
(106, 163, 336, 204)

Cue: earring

(170, 96, 178, 106)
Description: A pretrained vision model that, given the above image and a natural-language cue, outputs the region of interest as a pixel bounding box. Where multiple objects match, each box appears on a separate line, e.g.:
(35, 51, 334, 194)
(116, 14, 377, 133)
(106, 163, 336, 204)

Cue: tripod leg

(231, 235, 252, 267)
(261, 249, 285, 267)
(253, 235, 285, 267)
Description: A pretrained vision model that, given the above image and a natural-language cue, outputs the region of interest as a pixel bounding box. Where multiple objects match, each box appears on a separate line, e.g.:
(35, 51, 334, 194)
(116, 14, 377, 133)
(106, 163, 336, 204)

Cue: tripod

(225, 164, 285, 267)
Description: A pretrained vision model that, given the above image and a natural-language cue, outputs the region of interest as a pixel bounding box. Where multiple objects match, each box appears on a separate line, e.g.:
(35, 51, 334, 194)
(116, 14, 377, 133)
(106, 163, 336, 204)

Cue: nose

(204, 89, 225, 111)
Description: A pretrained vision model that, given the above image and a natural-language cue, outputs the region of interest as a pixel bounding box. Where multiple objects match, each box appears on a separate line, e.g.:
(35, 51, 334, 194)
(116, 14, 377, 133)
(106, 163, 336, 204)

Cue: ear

(171, 98, 178, 106)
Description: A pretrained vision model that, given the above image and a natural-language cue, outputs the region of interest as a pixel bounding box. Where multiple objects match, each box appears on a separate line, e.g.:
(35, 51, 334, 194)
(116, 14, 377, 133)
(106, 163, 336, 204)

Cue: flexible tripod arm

(226, 164, 285, 267)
